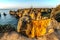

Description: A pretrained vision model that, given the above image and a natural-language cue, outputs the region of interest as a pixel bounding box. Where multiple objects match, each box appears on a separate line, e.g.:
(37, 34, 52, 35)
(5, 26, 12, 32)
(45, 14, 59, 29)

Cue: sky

(0, 0, 60, 8)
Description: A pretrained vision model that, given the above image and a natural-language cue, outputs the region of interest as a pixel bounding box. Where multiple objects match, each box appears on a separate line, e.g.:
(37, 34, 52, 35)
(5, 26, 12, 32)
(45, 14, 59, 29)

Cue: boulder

(9, 10, 16, 15)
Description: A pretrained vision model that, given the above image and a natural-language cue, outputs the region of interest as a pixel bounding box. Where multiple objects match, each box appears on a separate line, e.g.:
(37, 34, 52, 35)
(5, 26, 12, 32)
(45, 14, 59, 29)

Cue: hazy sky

(0, 0, 60, 8)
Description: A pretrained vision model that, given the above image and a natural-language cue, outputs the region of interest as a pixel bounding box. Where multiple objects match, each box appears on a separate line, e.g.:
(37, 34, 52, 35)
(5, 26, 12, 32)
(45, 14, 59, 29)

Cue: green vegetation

(41, 12, 51, 18)
(0, 24, 16, 33)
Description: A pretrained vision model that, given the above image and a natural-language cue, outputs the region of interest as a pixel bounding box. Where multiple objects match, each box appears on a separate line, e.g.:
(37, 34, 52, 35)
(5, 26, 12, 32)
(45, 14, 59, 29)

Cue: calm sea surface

(0, 9, 18, 27)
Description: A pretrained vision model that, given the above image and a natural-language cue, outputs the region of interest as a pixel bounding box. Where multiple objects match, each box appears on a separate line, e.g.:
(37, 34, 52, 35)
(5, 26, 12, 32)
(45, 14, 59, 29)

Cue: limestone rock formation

(9, 10, 16, 15)
(10, 5, 60, 38)
(51, 5, 60, 29)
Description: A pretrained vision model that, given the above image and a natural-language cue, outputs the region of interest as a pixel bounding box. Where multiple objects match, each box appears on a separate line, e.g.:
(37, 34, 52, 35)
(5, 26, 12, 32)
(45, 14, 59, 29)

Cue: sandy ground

(0, 31, 60, 40)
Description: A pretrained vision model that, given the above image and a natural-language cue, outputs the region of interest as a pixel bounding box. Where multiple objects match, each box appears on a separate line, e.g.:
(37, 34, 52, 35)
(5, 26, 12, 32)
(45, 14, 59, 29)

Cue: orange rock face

(26, 19, 51, 38)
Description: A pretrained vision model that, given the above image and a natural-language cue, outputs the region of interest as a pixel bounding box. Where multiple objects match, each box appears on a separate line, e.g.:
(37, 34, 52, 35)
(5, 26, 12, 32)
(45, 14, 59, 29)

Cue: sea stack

(9, 10, 16, 15)
(3, 12, 6, 16)
(0, 13, 1, 17)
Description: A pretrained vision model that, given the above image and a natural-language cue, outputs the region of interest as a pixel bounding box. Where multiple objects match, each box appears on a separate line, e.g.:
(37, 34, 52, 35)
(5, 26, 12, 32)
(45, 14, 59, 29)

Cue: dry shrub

(0, 24, 16, 32)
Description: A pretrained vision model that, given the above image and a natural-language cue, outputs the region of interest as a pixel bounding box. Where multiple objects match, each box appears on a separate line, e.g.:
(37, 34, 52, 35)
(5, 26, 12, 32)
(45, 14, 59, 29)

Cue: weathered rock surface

(0, 31, 60, 40)
(9, 10, 16, 15)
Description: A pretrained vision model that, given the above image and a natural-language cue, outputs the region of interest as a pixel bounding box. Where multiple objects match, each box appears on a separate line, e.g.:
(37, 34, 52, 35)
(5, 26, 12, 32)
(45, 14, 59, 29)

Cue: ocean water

(0, 9, 18, 27)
